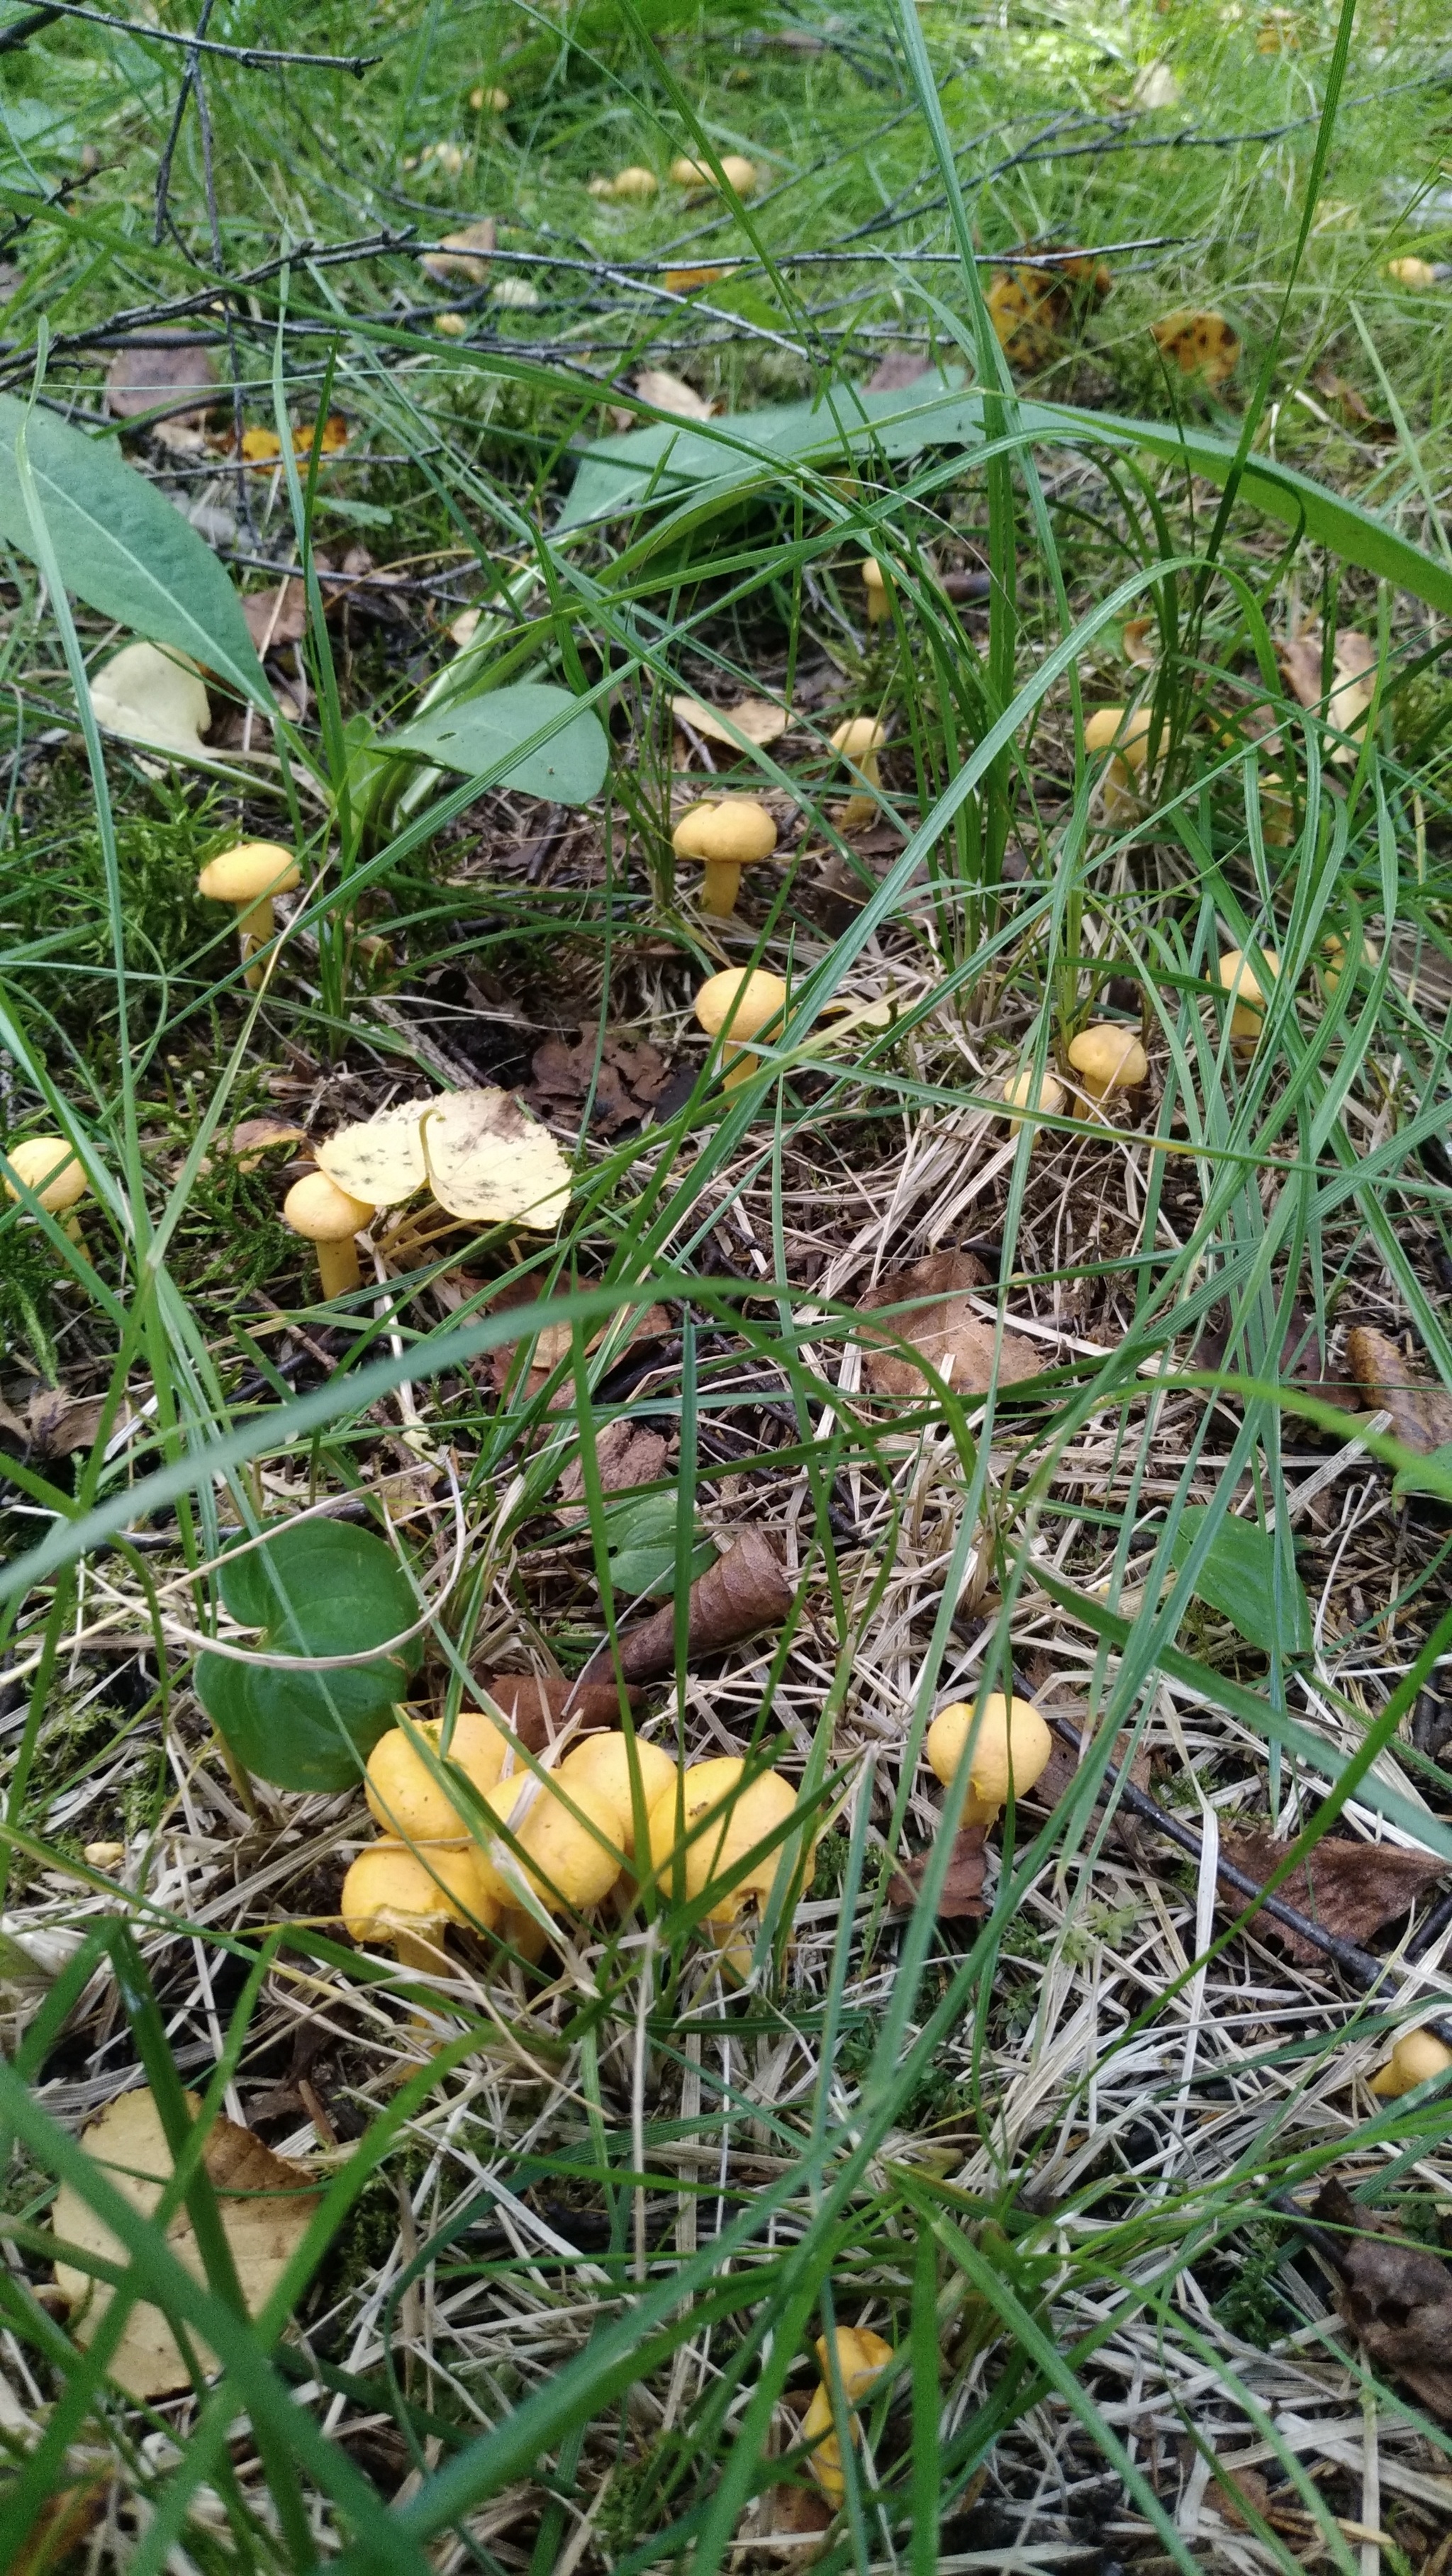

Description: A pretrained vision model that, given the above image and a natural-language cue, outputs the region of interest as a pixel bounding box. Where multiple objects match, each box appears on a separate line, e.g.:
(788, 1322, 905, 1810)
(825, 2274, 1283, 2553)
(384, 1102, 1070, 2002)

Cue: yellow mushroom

(830, 715, 888, 831)
(1369, 2029, 1452, 2098)
(1001, 1066, 1066, 1141)
(1259, 770, 1293, 848)
(471, 1772, 624, 1915)
(927, 1693, 1052, 1830)
(1083, 705, 1154, 822)
(589, 164, 658, 201)
(556, 1733, 676, 1859)
(1066, 1023, 1149, 1102)
(4, 1135, 90, 1243)
(1215, 946, 1280, 1051)
(340, 1842, 498, 1973)
(196, 841, 301, 990)
(860, 559, 888, 625)
(469, 84, 510, 111)
(669, 152, 758, 194)
(801, 2326, 895, 2501)
(282, 1170, 375, 1301)
(694, 967, 788, 1089)
(1385, 257, 1440, 289)
(672, 797, 778, 917)
(365, 1708, 511, 1842)
(644, 1756, 810, 1927)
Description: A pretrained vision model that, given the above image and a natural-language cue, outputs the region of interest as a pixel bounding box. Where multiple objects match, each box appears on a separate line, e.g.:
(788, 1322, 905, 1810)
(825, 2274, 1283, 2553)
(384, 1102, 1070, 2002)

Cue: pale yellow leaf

(1122, 618, 1157, 670)
(422, 1089, 571, 1228)
(90, 642, 211, 761)
(315, 1099, 434, 1206)
(634, 368, 714, 420)
(670, 692, 789, 747)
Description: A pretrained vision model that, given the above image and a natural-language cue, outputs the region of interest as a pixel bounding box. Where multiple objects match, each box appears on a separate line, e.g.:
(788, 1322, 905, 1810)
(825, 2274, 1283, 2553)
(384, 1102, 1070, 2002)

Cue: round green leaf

(197, 1521, 423, 1791)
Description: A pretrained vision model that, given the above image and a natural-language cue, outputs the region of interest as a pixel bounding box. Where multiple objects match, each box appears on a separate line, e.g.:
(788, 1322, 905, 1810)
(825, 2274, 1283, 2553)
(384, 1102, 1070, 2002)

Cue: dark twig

(0, 0, 377, 71)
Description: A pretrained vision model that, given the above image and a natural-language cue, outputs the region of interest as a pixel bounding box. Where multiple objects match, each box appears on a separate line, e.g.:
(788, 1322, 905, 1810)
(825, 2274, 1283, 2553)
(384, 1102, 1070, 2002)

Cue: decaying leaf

(220, 1115, 308, 1168)
(1218, 1828, 1444, 1965)
(581, 1527, 795, 1684)
(670, 692, 789, 748)
(1122, 617, 1157, 669)
(0, 1387, 108, 1459)
(421, 218, 496, 285)
(1151, 308, 1240, 387)
(243, 577, 308, 653)
(1278, 625, 1378, 763)
(472, 1670, 637, 1749)
(483, 1282, 671, 1400)
(1131, 60, 1180, 109)
(9, 2472, 110, 2576)
(1312, 2175, 1452, 2421)
(634, 368, 714, 420)
(1193, 1298, 1358, 1411)
(423, 1090, 571, 1228)
(105, 329, 218, 423)
(1346, 1326, 1452, 1454)
(986, 249, 1112, 371)
(856, 1253, 1040, 1400)
(661, 263, 739, 295)
(51, 2086, 318, 2400)
(557, 1418, 670, 1521)
(863, 348, 934, 394)
(1311, 366, 1395, 438)
(889, 1824, 988, 1918)
(89, 642, 211, 761)
(527, 1023, 671, 1135)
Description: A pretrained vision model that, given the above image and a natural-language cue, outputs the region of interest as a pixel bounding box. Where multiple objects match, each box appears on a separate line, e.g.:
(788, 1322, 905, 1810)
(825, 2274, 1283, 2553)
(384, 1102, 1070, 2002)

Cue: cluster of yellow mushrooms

(588, 153, 759, 202)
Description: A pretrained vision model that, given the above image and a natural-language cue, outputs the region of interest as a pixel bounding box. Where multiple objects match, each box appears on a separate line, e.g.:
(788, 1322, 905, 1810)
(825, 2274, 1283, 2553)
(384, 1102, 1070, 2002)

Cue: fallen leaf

(315, 1097, 434, 1206)
(863, 348, 934, 393)
(1151, 308, 1240, 388)
(856, 1252, 1040, 1400)
(557, 1419, 670, 1519)
(449, 606, 481, 649)
(421, 218, 496, 285)
(1216, 2468, 1271, 2531)
(1346, 1326, 1452, 1454)
(89, 642, 211, 761)
(51, 2086, 318, 2400)
(986, 247, 1112, 371)
(222, 1116, 308, 1168)
(483, 1279, 671, 1399)
(1313, 2175, 1452, 2422)
(671, 691, 789, 749)
(940, 567, 993, 605)
(423, 1090, 571, 1228)
(1021, 1684, 1151, 1860)
(1278, 626, 1378, 763)
(106, 329, 218, 423)
(1311, 367, 1394, 437)
(471, 1670, 637, 1749)
(889, 1824, 988, 1917)
(634, 367, 714, 420)
(1132, 60, 1180, 108)
(243, 577, 308, 652)
(24, 1389, 107, 1457)
(661, 264, 739, 295)
(581, 1528, 795, 1684)
(295, 414, 347, 457)
(1218, 1828, 1444, 1965)
(240, 425, 283, 464)
(1193, 1299, 1358, 1410)
(527, 1024, 671, 1135)
(1122, 617, 1158, 668)
(9, 2473, 110, 2576)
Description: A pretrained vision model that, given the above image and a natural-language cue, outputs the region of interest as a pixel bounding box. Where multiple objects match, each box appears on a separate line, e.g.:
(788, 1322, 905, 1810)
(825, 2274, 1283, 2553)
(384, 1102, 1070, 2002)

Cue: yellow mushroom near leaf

(340, 1842, 499, 1973)
(4, 1136, 90, 1242)
(673, 797, 778, 917)
(644, 1756, 811, 1927)
(282, 1170, 375, 1301)
(927, 1693, 1052, 1829)
(471, 1772, 624, 1914)
(1215, 946, 1280, 1051)
(1002, 1066, 1066, 1141)
(801, 2326, 895, 2501)
(1369, 2029, 1452, 2098)
(365, 1708, 511, 1842)
(469, 84, 510, 111)
(830, 715, 887, 830)
(1066, 1024, 1148, 1102)
(556, 1732, 677, 1859)
(860, 559, 888, 624)
(695, 967, 788, 1089)
(1083, 705, 1153, 822)
(196, 841, 301, 990)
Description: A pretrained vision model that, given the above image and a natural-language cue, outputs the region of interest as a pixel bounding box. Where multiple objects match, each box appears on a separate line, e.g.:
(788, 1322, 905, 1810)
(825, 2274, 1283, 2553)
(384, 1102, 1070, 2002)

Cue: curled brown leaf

(581, 1528, 795, 1684)
(1313, 2175, 1452, 2422)
(856, 1252, 1039, 1400)
(1345, 1325, 1452, 1454)
(1218, 1827, 1444, 1965)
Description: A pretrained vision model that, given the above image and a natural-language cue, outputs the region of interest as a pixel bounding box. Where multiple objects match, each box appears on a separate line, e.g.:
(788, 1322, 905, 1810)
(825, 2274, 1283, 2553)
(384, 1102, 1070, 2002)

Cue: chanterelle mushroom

(694, 968, 788, 1088)
(340, 1842, 497, 1973)
(196, 841, 301, 989)
(1002, 1066, 1066, 1141)
(830, 715, 887, 831)
(643, 1756, 810, 1926)
(472, 1774, 624, 1915)
(1215, 946, 1280, 1050)
(365, 1709, 510, 1842)
(669, 152, 758, 194)
(556, 1733, 676, 1859)
(672, 798, 778, 917)
(282, 1170, 375, 1301)
(1066, 1023, 1148, 1103)
(1369, 2029, 1452, 2098)
(801, 2326, 895, 2500)
(927, 1693, 1051, 1829)
(4, 1136, 90, 1242)
(860, 559, 888, 624)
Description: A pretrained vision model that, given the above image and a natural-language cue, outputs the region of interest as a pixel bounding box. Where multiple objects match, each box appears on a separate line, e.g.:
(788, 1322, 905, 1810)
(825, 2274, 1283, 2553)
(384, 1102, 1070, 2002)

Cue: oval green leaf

(382, 681, 608, 805)
(1167, 1507, 1313, 1659)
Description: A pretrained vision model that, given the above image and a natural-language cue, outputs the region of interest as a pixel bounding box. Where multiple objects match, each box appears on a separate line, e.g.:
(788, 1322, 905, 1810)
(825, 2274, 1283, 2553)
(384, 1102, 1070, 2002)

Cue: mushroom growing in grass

(669, 152, 758, 194)
(695, 968, 788, 1089)
(927, 1693, 1052, 1830)
(644, 1756, 810, 1934)
(282, 1171, 375, 1301)
(1066, 1023, 1148, 1104)
(1002, 1066, 1066, 1141)
(4, 1136, 90, 1242)
(801, 2326, 895, 2501)
(588, 165, 658, 201)
(1369, 2029, 1452, 2098)
(1215, 947, 1280, 1052)
(341, 1842, 498, 1973)
(860, 559, 888, 624)
(196, 842, 301, 989)
(1083, 705, 1153, 822)
(830, 715, 887, 831)
(557, 1732, 677, 1860)
(673, 798, 778, 917)
(365, 1709, 510, 1842)
(472, 1773, 625, 1917)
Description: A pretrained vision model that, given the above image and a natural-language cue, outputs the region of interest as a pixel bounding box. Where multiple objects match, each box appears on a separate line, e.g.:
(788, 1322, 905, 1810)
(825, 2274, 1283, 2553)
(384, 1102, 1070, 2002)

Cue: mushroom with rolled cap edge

(1001, 1066, 1066, 1141)
(673, 798, 777, 917)
(800, 2326, 895, 2501)
(557, 1732, 676, 1860)
(196, 842, 301, 989)
(1369, 2029, 1452, 2097)
(365, 1708, 510, 1842)
(830, 715, 887, 831)
(340, 1842, 498, 1973)
(4, 1136, 90, 1243)
(1083, 705, 1152, 822)
(927, 1693, 1052, 1830)
(1215, 946, 1279, 1052)
(695, 968, 788, 1090)
(1066, 1023, 1148, 1103)
(282, 1170, 375, 1301)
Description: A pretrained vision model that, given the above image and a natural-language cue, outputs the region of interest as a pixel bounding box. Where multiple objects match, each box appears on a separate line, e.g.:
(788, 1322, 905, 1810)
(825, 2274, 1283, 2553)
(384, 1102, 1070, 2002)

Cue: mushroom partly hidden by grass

(830, 715, 887, 830)
(668, 152, 759, 195)
(695, 968, 789, 1087)
(196, 841, 301, 990)
(340, 1842, 498, 1974)
(1065, 1022, 1148, 1104)
(1369, 2028, 1452, 2097)
(471, 1770, 627, 1917)
(1001, 1065, 1066, 1141)
(588, 165, 659, 201)
(927, 1693, 1053, 1830)
(1215, 946, 1280, 1051)
(1083, 704, 1154, 824)
(642, 1756, 815, 1951)
(4, 1136, 91, 1242)
(672, 797, 777, 917)
(800, 2325, 895, 2501)
(860, 558, 888, 624)
(282, 1170, 376, 1301)
(364, 1708, 510, 1839)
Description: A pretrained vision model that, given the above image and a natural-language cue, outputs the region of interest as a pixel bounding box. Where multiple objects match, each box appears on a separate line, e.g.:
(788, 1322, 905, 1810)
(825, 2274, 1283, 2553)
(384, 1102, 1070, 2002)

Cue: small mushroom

(1385, 257, 1443, 289)
(556, 1733, 676, 1859)
(830, 715, 887, 831)
(588, 164, 658, 201)
(695, 968, 789, 1089)
(1369, 2029, 1452, 2097)
(672, 797, 778, 917)
(926, 1693, 1052, 1830)
(669, 153, 758, 194)
(282, 1170, 376, 1301)
(644, 1756, 809, 1929)
(196, 841, 301, 989)
(1214, 946, 1280, 1051)
(469, 84, 510, 111)
(1001, 1066, 1066, 1141)
(1083, 705, 1153, 822)
(4, 1136, 90, 1243)
(1259, 769, 1293, 847)
(365, 1709, 511, 1842)
(860, 559, 888, 624)
(800, 2326, 895, 2501)
(340, 1842, 498, 1973)
(472, 1773, 625, 1915)
(1066, 1023, 1149, 1102)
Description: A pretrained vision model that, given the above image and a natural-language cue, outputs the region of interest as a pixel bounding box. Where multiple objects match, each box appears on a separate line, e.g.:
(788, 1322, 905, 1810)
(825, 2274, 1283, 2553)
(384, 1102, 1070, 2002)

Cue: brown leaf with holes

(106, 330, 219, 422)
(581, 1528, 795, 1684)
(1345, 1326, 1452, 1454)
(1313, 2175, 1452, 2421)
(1217, 1829, 1444, 1965)
(527, 1024, 671, 1136)
(856, 1253, 1040, 1399)
(889, 1824, 987, 1917)
(1151, 307, 1240, 386)
(472, 1671, 637, 1749)
(556, 1419, 669, 1523)
(1278, 626, 1378, 763)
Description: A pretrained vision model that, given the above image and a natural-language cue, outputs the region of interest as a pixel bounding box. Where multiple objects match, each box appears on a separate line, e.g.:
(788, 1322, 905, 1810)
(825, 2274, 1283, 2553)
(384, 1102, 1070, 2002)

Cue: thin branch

(0, 0, 377, 72)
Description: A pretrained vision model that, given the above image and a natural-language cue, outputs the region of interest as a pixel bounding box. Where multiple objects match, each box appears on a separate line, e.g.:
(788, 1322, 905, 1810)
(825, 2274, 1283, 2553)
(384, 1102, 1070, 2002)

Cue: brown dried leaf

(863, 348, 935, 393)
(242, 578, 308, 653)
(1313, 2175, 1452, 2422)
(1194, 1299, 1359, 1410)
(557, 1419, 669, 1518)
(483, 1279, 671, 1399)
(1311, 366, 1395, 437)
(11, 2474, 110, 2576)
(856, 1253, 1040, 1400)
(527, 1024, 671, 1136)
(420, 218, 496, 285)
(634, 367, 715, 420)
(1345, 1326, 1452, 1454)
(51, 2087, 318, 2399)
(1150, 307, 1240, 386)
(669, 692, 789, 748)
(889, 1824, 988, 1917)
(582, 1528, 795, 1684)
(1218, 1828, 1444, 1965)
(1277, 626, 1378, 763)
(223, 1115, 308, 1169)
(472, 1671, 637, 1751)
(23, 1389, 107, 1458)
(1122, 617, 1158, 669)
(106, 330, 219, 422)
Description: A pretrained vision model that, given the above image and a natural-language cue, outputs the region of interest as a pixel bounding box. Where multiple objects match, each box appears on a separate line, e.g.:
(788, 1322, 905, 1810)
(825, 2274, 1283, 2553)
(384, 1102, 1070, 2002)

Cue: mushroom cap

(830, 716, 887, 763)
(283, 1171, 375, 1243)
(196, 841, 301, 905)
(860, 558, 886, 594)
(1002, 1068, 1066, 1122)
(1215, 947, 1280, 1011)
(695, 967, 788, 1044)
(669, 155, 710, 184)
(611, 164, 659, 198)
(1066, 1024, 1149, 1096)
(365, 1708, 510, 1841)
(1369, 2028, 1452, 2097)
(557, 1733, 676, 1859)
(672, 799, 778, 867)
(718, 154, 759, 194)
(1083, 705, 1153, 768)
(927, 1694, 1052, 1812)
(340, 1842, 497, 1947)
(814, 2326, 895, 2395)
(4, 1135, 89, 1212)
(474, 1774, 623, 1913)
(644, 1757, 803, 1913)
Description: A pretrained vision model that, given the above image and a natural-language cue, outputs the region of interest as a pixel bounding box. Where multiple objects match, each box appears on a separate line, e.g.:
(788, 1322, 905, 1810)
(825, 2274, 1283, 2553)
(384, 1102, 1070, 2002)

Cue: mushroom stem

(701, 857, 742, 917)
(238, 894, 278, 983)
(316, 1234, 363, 1299)
(282, 1171, 375, 1303)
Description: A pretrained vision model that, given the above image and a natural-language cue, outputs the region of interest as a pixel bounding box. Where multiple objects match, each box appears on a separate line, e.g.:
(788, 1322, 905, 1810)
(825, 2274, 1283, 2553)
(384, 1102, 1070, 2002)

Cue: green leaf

(381, 681, 608, 805)
(0, 396, 272, 710)
(1167, 1508, 1313, 1658)
(603, 1491, 714, 1599)
(1391, 1441, 1452, 1502)
(196, 1522, 422, 1791)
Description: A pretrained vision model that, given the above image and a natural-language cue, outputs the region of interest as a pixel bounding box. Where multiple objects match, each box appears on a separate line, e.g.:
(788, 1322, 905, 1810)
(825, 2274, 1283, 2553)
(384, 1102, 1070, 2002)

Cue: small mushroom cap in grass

(1369, 2029, 1452, 2097)
(1215, 946, 1280, 1044)
(592, 164, 658, 199)
(1083, 705, 1153, 768)
(830, 715, 886, 773)
(340, 1842, 500, 1953)
(644, 1756, 808, 1920)
(365, 1709, 511, 1842)
(1066, 1024, 1149, 1099)
(473, 1774, 624, 1913)
(1002, 1066, 1066, 1139)
(695, 968, 788, 1046)
(860, 558, 888, 621)
(283, 1171, 375, 1243)
(669, 152, 758, 193)
(556, 1732, 676, 1858)
(802, 2326, 895, 2498)
(196, 841, 301, 909)
(672, 800, 778, 868)
(927, 1693, 1052, 1826)
(4, 1136, 89, 1214)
